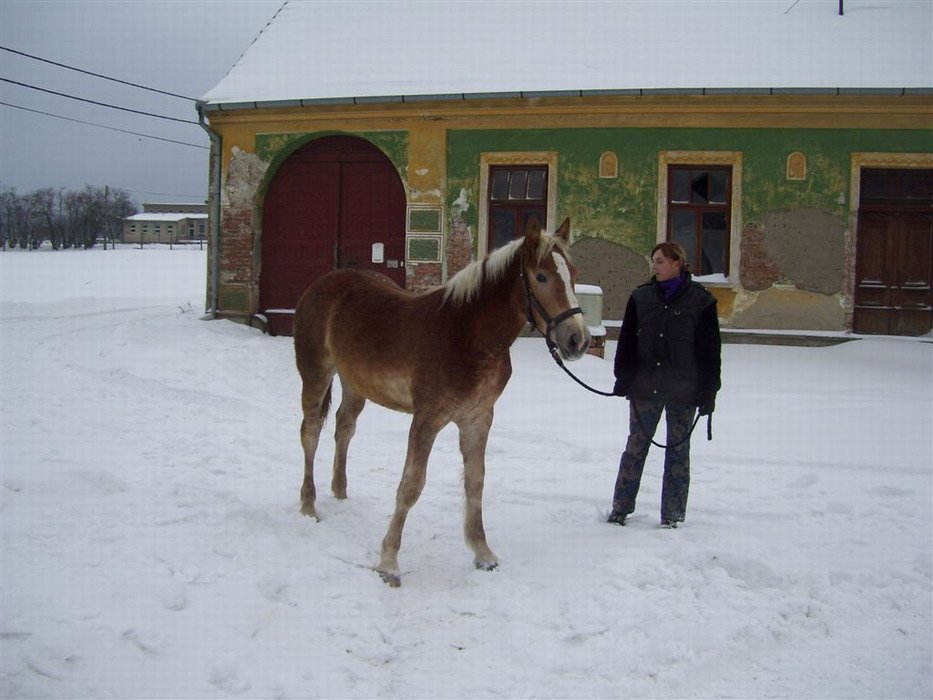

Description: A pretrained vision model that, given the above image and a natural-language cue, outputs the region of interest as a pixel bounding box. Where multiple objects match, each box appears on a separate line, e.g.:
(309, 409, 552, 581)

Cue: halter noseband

(520, 268, 583, 342)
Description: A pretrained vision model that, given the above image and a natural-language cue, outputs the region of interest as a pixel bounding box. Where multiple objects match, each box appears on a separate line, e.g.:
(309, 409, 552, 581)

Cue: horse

(293, 217, 590, 587)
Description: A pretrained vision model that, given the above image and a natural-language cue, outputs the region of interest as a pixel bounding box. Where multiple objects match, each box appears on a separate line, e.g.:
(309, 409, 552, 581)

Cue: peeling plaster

(452, 188, 471, 217)
(223, 147, 269, 209)
(732, 286, 845, 330)
(761, 208, 845, 295)
(410, 188, 443, 201)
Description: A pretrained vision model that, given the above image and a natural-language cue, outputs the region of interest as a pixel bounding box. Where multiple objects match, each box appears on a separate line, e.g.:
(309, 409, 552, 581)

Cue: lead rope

(544, 336, 712, 447)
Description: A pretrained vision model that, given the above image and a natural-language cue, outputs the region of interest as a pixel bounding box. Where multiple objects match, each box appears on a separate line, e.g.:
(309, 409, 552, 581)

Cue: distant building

(123, 210, 208, 244)
(142, 202, 207, 215)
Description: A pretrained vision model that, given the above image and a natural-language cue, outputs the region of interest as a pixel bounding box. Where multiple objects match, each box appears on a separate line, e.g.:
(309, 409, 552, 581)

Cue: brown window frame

(667, 165, 732, 275)
(486, 165, 548, 251)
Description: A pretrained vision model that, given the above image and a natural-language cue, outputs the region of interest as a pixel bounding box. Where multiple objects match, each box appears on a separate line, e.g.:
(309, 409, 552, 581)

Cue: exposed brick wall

(408, 263, 442, 292)
(219, 205, 255, 287)
(739, 222, 780, 291)
(217, 148, 268, 316)
(447, 218, 474, 278)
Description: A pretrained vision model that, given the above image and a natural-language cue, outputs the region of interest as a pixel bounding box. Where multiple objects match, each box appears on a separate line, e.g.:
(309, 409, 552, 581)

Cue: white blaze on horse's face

(552, 251, 579, 307)
(549, 250, 591, 361)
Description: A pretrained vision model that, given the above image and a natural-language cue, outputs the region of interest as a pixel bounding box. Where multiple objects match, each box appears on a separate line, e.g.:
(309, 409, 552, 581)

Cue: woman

(608, 242, 721, 528)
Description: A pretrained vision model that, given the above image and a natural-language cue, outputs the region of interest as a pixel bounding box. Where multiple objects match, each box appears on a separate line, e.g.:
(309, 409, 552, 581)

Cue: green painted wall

(447, 127, 932, 255)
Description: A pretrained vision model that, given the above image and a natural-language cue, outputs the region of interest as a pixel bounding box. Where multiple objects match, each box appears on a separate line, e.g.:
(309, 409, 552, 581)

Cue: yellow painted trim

(205, 94, 933, 134)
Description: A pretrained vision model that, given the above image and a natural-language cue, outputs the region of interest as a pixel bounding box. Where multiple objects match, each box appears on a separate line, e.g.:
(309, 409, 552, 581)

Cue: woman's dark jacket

(613, 274, 721, 406)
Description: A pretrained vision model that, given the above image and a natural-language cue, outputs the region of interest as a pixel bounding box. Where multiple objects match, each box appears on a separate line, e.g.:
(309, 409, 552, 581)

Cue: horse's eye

(535, 273, 548, 284)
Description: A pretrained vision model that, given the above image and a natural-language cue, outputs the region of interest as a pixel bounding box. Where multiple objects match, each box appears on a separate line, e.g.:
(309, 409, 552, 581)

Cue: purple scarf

(658, 274, 686, 301)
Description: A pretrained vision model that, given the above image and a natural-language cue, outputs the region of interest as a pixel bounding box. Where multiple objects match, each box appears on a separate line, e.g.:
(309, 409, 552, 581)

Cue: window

(487, 165, 548, 250)
(667, 165, 732, 275)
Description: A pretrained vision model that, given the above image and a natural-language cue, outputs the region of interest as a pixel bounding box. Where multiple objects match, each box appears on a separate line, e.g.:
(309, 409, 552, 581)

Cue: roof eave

(199, 86, 933, 113)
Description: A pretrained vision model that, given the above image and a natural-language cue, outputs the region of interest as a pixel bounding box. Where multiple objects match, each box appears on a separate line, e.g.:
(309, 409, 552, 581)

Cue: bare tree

(0, 186, 137, 250)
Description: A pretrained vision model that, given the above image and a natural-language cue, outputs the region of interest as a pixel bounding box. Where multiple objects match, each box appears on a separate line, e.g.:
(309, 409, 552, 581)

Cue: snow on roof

(201, 0, 933, 108)
(126, 213, 208, 222)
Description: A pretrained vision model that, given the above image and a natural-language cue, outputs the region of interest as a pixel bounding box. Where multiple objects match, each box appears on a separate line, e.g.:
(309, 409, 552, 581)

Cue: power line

(0, 101, 208, 149)
(0, 77, 199, 124)
(0, 45, 197, 101)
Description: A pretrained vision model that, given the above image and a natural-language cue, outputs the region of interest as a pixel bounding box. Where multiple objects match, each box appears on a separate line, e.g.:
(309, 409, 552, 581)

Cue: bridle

(520, 267, 583, 346)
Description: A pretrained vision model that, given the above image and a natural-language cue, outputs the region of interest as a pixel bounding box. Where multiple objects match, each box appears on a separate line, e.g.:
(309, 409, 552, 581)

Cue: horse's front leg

(457, 409, 499, 572)
(376, 414, 442, 587)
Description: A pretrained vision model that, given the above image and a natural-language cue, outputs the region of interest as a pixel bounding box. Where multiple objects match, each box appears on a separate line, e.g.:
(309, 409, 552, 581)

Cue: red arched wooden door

(260, 135, 406, 335)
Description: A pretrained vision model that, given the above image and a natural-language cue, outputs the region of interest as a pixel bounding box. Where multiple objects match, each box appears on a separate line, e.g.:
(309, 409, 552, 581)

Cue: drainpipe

(197, 101, 222, 318)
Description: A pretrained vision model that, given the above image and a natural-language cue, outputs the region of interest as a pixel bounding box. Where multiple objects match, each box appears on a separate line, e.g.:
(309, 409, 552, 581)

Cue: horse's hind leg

(457, 409, 499, 571)
(331, 380, 365, 499)
(299, 376, 333, 519)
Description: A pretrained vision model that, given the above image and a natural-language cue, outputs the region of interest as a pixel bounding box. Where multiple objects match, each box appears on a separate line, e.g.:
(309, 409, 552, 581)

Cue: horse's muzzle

(552, 314, 591, 361)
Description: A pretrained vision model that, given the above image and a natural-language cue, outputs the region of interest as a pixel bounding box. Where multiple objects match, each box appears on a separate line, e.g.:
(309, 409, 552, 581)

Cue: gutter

(196, 101, 222, 319)
(199, 86, 933, 113)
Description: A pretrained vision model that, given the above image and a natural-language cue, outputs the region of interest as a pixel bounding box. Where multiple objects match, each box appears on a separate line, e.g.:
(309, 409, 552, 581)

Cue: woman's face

(652, 250, 682, 281)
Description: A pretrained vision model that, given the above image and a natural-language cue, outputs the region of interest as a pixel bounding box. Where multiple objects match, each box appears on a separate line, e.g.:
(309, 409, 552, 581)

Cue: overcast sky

(0, 0, 282, 205)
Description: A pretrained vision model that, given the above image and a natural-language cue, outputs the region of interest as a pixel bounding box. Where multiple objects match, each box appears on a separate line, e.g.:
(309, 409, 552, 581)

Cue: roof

(201, 0, 933, 110)
(126, 213, 208, 222)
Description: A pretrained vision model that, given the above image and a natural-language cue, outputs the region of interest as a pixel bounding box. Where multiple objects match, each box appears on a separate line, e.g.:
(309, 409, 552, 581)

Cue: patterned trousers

(612, 399, 696, 522)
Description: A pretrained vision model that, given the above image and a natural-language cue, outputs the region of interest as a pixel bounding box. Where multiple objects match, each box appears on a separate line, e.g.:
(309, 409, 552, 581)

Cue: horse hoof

(377, 569, 401, 588)
(474, 558, 499, 572)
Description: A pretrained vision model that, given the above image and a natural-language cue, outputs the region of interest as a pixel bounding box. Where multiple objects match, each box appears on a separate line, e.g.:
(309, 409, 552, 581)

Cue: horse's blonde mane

(443, 233, 567, 307)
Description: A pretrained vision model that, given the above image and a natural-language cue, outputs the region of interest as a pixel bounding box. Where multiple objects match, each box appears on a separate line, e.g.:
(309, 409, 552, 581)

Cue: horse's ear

(554, 218, 571, 244)
(524, 216, 543, 245)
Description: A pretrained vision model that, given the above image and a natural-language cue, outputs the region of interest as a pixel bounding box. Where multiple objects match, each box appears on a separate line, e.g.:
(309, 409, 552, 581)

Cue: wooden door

(260, 136, 406, 335)
(260, 160, 340, 316)
(854, 169, 933, 336)
(338, 160, 406, 282)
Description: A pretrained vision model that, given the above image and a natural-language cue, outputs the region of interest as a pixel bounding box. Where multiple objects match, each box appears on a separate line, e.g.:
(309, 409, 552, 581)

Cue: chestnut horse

(293, 218, 589, 586)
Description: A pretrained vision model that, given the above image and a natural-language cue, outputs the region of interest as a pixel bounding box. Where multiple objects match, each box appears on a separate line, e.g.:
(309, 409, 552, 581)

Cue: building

(198, 0, 932, 336)
(142, 203, 208, 215)
(123, 203, 208, 245)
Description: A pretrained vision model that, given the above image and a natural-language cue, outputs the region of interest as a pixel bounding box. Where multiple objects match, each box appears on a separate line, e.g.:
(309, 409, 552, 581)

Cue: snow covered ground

(1, 246, 930, 699)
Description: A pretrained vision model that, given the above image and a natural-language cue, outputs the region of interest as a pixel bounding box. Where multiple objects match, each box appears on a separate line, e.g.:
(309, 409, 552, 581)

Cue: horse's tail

(321, 381, 333, 423)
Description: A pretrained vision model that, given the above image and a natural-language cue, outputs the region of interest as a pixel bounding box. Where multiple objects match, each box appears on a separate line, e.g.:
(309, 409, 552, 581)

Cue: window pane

(671, 170, 690, 203)
(508, 170, 528, 200)
(903, 170, 933, 202)
(526, 169, 546, 201)
(690, 171, 709, 204)
(701, 211, 727, 274)
(491, 170, 510, 200)
(522, 208, 547, 234)
(709, 170, 729, 204)
(671, 209, 697, 269)
(491, 208, 516, 250)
